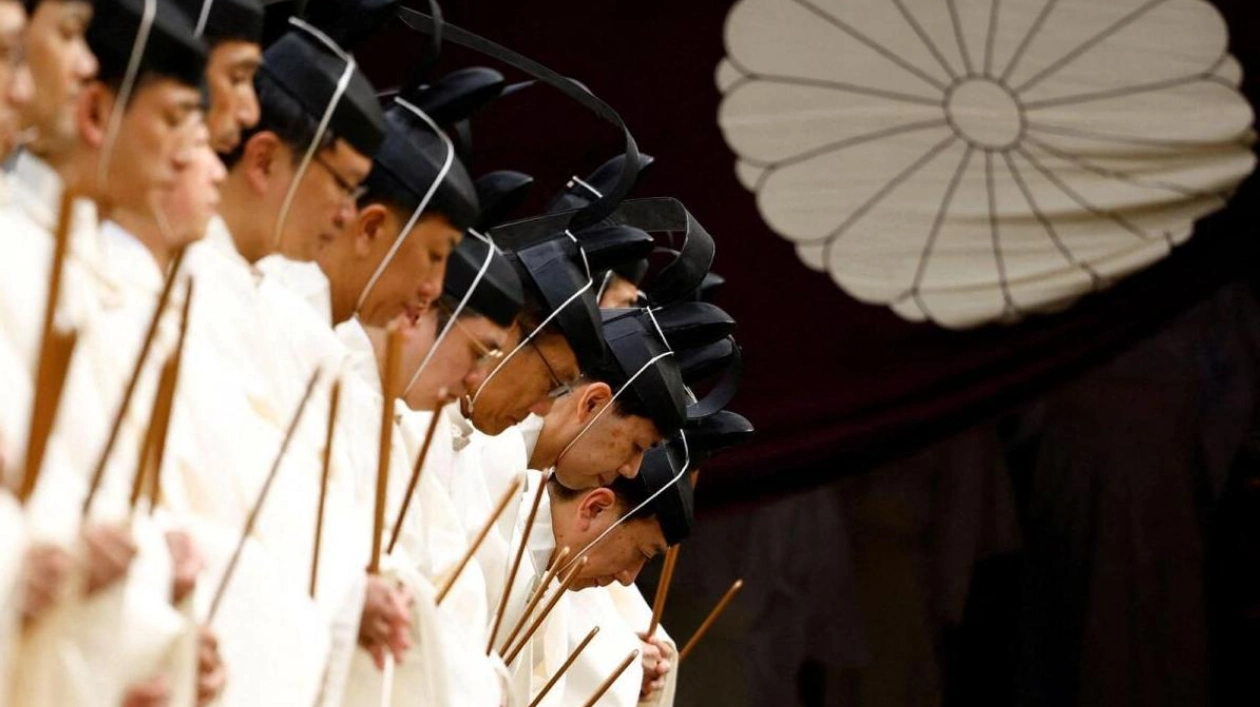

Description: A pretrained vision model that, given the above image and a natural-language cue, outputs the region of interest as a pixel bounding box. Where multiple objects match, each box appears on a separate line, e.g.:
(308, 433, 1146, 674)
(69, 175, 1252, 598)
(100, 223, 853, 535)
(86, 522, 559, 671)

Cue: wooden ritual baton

(385, 398, 446, 556)
(648, 545, 680, 637)
(487, 473, 549, 654)
(129, 279, 193, 513)
(678, 578, 744, 663)
(369, 324, 402, 575)
(17, 189, 76, 504)
(503, 557, 587, 666)
(435, 477, 521, 605)
(310, 380, 341, 598)
(498, 545, 570, 656)
(527, 626, 599, 707)
(206, 368, 321, 623)
(579, 649, 639, 707)
(83, 246, 188, 517)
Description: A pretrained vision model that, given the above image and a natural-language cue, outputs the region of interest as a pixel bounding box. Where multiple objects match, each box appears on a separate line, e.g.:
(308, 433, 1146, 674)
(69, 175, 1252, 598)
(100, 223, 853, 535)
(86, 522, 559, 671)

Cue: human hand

(164, 529, 203, 604)
(358, 574, 413, 669)
(20, 542, 71, 627)
(81, 522, 136, 595)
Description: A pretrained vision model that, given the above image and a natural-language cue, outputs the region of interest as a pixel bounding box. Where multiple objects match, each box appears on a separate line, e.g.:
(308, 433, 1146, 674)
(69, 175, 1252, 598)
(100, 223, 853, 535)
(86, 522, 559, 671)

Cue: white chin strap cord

(467, 229, 593, 414)
(271, 17, 354, 253)
(555, 303, 686, 574)
(193, 0, 214, 37)
(98, 0, 156, 186)
(354, 97, 455, 316)
(401, 229, 495, 397)
(553, 302, 676, 466)
(557, 430, 690, 576)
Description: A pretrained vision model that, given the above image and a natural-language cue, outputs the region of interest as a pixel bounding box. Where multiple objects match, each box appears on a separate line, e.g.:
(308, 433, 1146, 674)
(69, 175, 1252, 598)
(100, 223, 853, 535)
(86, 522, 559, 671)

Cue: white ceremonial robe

(171, 219, 335, 706)
(336, 319, 504, 706)
(605, 583, 678, 707)
(557, 587, 644, 707)
(0, 151, 102, 371)
(0, 491, 25, 701)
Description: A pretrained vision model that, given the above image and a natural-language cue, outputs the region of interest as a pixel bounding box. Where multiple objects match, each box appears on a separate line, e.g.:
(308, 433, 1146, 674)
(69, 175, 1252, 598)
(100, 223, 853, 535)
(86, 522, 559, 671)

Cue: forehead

(211, 40, 261, 66)
(33, 0, 89, 24)
(131, 78, 203, 111)
(612, 516, 666, 554)
(535, 332, 579, 374)
(461, 314, 509, 340)
(406, 211, 460, 244)
(613, 408, 663, 445)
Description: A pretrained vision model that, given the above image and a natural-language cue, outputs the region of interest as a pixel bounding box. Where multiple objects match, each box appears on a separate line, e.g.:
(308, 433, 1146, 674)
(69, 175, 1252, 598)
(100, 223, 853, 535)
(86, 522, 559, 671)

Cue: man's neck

(219, 174, 271, 264)
(45, 147, 97, 205)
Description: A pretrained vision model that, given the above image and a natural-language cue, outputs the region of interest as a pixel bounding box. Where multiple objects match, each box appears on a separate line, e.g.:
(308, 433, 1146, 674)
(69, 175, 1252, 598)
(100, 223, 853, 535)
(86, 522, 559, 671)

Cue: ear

(576, 487, 617, 530)
(577, 382, 613, 424)
(355, 203, 392, 257)
(77, 82, 111, 149)
(242, 131, 283, 195)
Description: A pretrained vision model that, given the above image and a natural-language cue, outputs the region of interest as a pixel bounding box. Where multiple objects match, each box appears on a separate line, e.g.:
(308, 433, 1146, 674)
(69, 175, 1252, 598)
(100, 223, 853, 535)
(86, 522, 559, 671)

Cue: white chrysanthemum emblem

(718, 0, 1256, 328)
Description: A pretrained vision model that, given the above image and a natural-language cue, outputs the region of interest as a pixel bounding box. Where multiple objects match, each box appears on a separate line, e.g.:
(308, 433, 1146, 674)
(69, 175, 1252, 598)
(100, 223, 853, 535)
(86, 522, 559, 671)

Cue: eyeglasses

(312, 152, 367, 203)
(527, 335, 579, 399)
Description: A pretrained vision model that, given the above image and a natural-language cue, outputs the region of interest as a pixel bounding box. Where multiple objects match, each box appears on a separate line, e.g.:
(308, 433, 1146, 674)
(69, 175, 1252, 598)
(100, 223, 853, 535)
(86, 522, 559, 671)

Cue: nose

(463, 367, 485, 395)
(9, 64, 32, 108)
(615, 566, 640, 586)
(78, 47, 99, 80)
(416, 272, 441, 308)
(238, 91, 260, 130)
(209, 152, 227, 184)
(617, 453, 644, 480)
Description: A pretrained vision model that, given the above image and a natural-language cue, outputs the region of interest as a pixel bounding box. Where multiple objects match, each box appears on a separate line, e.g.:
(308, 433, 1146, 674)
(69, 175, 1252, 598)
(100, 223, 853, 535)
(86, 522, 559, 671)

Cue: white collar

(256, 254, 334, 327)
(10, 150, 63, 231)
(517, 414, 546, 466)
(334, 318, 379, 390)
(99, 220, 164, 294)
(527, 470, 557, 577)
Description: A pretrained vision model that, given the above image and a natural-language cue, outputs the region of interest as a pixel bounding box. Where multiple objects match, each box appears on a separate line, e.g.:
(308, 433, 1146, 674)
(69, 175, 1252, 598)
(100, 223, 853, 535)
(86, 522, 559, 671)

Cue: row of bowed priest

(0, 0, 752, 704)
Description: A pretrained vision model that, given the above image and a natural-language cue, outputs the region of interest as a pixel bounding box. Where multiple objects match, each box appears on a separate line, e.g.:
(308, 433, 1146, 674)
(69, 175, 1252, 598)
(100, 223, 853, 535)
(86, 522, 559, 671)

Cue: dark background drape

(360, 2, 1260, 704)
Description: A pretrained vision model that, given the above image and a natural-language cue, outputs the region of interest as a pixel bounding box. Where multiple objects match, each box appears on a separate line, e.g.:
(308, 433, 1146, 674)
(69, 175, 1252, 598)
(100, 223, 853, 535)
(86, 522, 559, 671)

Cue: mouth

(402, 304, 422, 326)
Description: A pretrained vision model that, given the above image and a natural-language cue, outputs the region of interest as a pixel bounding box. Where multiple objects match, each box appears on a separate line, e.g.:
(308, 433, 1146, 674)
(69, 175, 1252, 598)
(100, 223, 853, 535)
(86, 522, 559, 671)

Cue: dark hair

(221, 67, 336, 169)
(356, 168, 412, 222)
(579, 353, 653, 421)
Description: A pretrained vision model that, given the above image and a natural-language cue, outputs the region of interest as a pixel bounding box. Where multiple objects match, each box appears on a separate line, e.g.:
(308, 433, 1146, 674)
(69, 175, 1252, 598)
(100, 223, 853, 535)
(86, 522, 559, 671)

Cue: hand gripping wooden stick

(487, 473, 549, 654)
(310, 380, 341, 598)
(435, 477, 521, 606)
(369, 324, 402, 575)
(579, 649, 639, 707)
(647, 545, 679, 637)
(527, 626, 600, 707)
(678, 579, 744, 663)
(503, 557, 588, 667)
(83, 246, 188, 517)
(206, 368, 322, 624)
(497, 546, 570, 657)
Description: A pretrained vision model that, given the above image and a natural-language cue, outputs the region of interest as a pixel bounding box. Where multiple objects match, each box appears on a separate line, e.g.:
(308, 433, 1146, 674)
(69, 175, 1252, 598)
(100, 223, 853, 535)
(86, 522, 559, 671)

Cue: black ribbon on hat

(396, 6, 640, 233)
